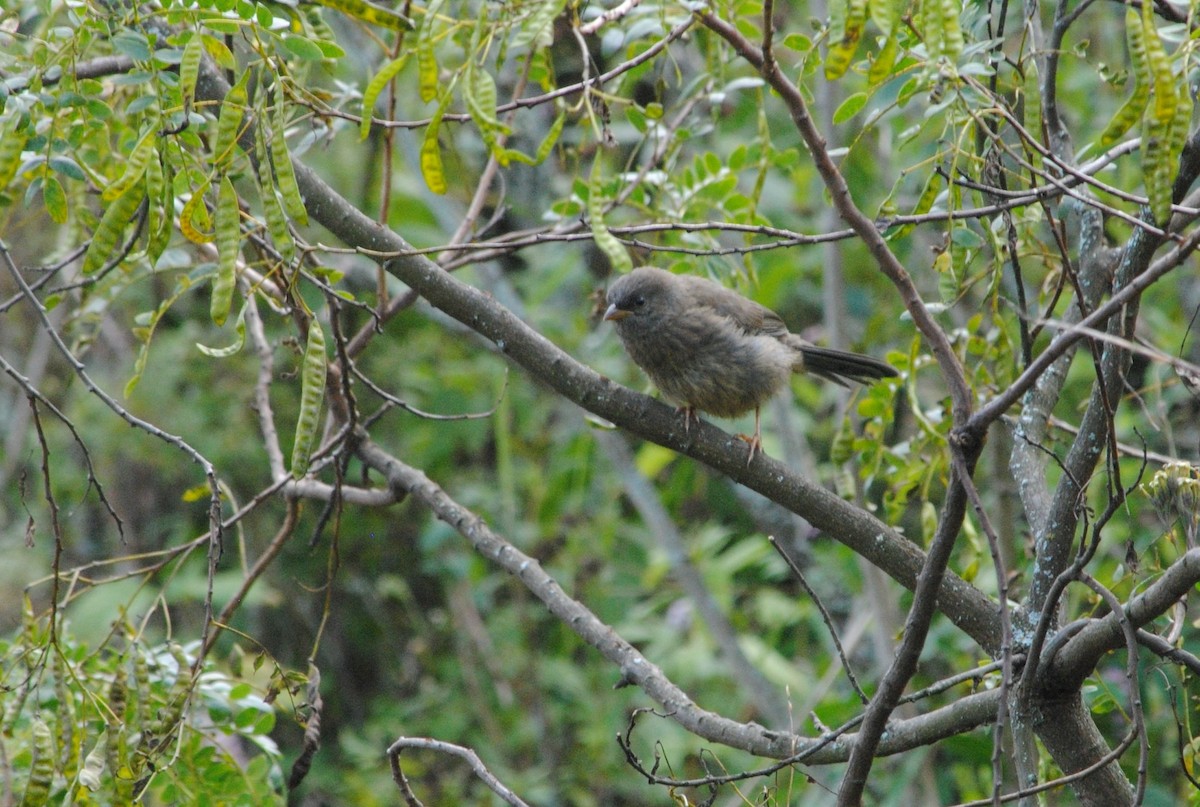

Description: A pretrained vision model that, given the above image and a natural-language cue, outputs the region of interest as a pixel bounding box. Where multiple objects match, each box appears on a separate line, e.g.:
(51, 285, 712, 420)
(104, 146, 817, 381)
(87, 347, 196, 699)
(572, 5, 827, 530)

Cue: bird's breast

(617, 315, 794, 417)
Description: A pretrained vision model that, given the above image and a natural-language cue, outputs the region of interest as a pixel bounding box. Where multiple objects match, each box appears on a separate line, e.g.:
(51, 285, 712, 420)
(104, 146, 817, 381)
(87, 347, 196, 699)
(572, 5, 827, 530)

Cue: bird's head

(603, 267, 677, 331)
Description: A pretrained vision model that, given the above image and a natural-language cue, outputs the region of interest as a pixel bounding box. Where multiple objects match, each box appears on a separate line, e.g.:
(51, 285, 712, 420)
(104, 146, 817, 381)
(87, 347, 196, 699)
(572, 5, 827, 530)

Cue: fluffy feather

(604, 267, 897, 458)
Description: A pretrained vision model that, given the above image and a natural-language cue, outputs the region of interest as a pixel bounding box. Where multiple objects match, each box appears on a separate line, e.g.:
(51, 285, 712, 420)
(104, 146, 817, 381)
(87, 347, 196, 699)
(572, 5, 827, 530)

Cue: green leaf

(833, 92, 868, 124)
(360, 53, 410, 140)
(291, 319, 328, 479)
(112, 29, 152, 61)
(0, 121, 29, 193)
(23, 719, 54, 806)
(234, 705, 262, 729)
(868, 0, 899, 37)
(588, 156, 631, 274)
(417, 0, 445, 104)
(868, 33, 898, 86)
(270, 99, 308, 225)
(1098, 10, 1150, 149)
(82, 186, 145, 274)
(202, 32, 237, 70)
(826, 0, 866, 79)
(938, 0, 964, 58)
(420, 94, 452, 194)
(179, 34, 204, 107)
(48, 155, 85, 181)
(42, 176, 67, 223)
(213, 71, 249, 166)
(626, 105, 646, 133)
(257, 171, 294, 261)
(512, 0, 565, 50)
(181, 180, 214, 243)
(282, 33, 326, 62)
(211, 175, 240, 326)
(314, 0, 413, 30)
(103, 128, 156, 202)
(950, 225, 983, 248)
(782, 33, 812, 53)
(464, 62, 511, 159)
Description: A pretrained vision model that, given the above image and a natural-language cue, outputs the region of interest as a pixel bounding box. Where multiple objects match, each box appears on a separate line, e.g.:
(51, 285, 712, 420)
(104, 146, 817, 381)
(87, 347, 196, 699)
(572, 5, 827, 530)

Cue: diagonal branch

(388, 736, 532, 807)
(596, 431, 791, 721)
(1042, 548, 1200, 689)
(187, 39, 1008, 777)
(689, 13, 992, 802)
(183, 62, 1004, 655)
(837, 461, 975, 805)
(694, 9, 974, 430)
(356, 435, 1000, 761)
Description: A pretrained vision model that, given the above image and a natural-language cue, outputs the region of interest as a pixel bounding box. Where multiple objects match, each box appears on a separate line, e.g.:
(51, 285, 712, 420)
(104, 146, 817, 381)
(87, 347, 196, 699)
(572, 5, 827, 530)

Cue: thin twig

(972, 221, 1200, 431)
(315, 15, 696, 131)
(950, 455, 1014, 807)
(387, 737, 532, 807)
(768, 536, 868, 704)
(949, 723, 1140, 807)
(0, 240, 225, 661)
(579, 0, 645, 35)
(1079, 574, 1147, 804)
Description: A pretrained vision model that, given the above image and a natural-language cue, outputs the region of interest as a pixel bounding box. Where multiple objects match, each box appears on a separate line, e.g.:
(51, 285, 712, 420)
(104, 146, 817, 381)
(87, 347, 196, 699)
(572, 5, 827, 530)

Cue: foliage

(1, 612, 283, 805)
(1, 0, 1199, 804)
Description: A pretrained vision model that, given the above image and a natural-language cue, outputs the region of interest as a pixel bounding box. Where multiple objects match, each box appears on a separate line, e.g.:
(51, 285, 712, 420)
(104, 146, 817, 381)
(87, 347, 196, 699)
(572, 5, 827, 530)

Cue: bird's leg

(736, 406, 763, 464)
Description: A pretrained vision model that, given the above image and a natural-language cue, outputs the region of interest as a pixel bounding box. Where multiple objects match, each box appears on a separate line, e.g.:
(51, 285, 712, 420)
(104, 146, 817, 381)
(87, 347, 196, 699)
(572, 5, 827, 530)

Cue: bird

(603, 266, 898, 461)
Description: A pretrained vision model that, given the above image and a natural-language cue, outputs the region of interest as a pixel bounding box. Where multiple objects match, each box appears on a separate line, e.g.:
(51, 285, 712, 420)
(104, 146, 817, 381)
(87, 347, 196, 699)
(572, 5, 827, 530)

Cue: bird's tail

(791, 341, 899, 387)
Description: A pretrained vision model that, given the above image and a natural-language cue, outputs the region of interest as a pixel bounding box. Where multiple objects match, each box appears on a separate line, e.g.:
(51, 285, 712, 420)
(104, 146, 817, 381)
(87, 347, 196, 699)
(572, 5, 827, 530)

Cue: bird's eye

(633, 296, 646, 307)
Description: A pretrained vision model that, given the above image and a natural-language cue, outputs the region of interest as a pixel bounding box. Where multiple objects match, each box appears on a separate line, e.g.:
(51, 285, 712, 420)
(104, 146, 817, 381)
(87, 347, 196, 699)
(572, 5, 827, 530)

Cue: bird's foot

(736, 432, 762, 465)
(677, 406, 701, 433)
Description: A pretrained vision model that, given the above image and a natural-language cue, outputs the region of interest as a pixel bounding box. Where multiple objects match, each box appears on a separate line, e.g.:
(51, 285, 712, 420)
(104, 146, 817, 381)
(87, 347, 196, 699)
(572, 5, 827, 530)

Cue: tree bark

(1030, 691, 1134, 806)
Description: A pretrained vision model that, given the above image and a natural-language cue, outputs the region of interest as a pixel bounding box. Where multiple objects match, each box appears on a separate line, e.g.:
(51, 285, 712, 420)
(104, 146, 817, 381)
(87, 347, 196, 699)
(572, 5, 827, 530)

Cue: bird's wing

(679, 275, 789, 337)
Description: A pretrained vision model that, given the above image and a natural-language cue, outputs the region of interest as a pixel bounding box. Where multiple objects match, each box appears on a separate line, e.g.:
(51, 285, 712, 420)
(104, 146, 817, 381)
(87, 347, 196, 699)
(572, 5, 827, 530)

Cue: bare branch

(356, 435, 1001, 761)
(0, 240, 225, 666)
(186, 58, 1005, 655)
(578, 0, 644, 35)
(1043, 548, 1200, 688)
(837, 461, 974, 805)
(769, 537, 868, 705)
(387, 736, 532, 807)
(596, 431, 791, 722)
(1079, 574, 1148, 803)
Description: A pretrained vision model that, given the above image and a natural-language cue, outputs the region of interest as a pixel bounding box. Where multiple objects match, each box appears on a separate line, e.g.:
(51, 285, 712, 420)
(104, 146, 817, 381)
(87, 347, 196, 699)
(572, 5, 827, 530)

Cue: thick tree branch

(1027, 692, 1136, 806)
(192, 37, 1011, 798)
(1008, 199, 1116, 540)
(838, 464, 974, 805)
(182, 63, 1006, 655)
(683, 15, 995, 800)
(1042, 548, 1200, 690)
(1019, 126, 1200, 623)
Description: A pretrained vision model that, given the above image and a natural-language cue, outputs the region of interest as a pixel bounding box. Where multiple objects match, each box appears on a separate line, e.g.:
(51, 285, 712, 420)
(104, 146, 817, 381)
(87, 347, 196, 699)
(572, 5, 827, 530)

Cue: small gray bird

(604, 267, 898, 460)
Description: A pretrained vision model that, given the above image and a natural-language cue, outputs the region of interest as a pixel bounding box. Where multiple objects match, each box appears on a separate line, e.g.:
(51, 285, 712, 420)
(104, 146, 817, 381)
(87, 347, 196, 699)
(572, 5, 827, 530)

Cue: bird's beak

(603, 304, 630, 322)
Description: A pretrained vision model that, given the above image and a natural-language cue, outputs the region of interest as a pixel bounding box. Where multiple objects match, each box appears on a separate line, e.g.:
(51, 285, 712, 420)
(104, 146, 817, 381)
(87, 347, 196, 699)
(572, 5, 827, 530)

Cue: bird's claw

(736, 433, 762, 465)
(737, 406, 765, 465)
(677, 406, 700, 433)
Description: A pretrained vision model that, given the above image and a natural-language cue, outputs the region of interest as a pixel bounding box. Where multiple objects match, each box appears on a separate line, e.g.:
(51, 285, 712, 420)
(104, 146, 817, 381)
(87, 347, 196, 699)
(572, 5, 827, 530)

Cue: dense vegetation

(1, 0, 1199, 804)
